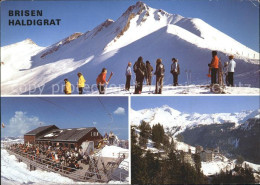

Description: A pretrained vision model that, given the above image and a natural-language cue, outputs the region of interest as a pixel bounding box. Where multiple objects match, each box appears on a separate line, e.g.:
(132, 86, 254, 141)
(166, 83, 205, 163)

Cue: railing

(105, 151, 129, 182)
(4, 146, 129, 183)
(4, 147, 108, 183)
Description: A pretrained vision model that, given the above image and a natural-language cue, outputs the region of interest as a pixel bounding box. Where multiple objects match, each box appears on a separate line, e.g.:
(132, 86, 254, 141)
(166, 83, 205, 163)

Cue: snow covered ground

(242, 161, 260, 172)
(175, 140, 196, 154)
(1, 149, 87, 185)
(98, 145, 129, 158)
(1, 2, 259, 95)
(202, 160, 236, 176)
(84, 84, 260, 95)
(1, 144, 129, 184)
(202, 159, 260, 176)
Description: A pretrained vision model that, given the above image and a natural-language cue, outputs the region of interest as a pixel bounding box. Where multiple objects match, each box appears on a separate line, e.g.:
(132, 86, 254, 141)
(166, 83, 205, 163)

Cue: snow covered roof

(36, 127, 101, 142)
(25, 125, 59, 136)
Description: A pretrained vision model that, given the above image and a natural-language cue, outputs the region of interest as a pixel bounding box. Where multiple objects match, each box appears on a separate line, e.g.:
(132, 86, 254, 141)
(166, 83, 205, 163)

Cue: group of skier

(208, 51, 236, 87)
(63, 51, 236, 94)
(126, 56, 180, 94)
(63, 69, 112, 95)
(64, 72, 86, 95)
(103, 131, 115, 145)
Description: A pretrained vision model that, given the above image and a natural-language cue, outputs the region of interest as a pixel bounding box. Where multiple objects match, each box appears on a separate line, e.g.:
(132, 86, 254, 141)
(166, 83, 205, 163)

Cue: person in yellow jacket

(77, 72, 86, 94)
(64, 79, 72, 94)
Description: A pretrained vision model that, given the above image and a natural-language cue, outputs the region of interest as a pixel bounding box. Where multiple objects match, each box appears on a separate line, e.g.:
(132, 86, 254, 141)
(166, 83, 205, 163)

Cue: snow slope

(1, 39, 44, 82)
(202, 159, 260, 176)
(202, 159, 236, 176)
(131, 105, 260, 136)
(1, 149, 87, 184)
(99, 145, 129, 158)
(1, 1, 259, 94)
(78, 84, 260, 95)
(1, 141, 129, 184)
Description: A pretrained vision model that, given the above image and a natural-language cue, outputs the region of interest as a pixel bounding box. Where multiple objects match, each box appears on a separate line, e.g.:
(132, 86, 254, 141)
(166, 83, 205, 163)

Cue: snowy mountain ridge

(1, 1, 259, 94)
(131, 105, 260, 136)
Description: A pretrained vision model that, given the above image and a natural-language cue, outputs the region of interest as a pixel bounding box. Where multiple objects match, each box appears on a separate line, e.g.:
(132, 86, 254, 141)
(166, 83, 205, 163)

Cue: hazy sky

(1, 97, 129, 139)
(1, 0, 259, 51)
(131, 96, 260, 114)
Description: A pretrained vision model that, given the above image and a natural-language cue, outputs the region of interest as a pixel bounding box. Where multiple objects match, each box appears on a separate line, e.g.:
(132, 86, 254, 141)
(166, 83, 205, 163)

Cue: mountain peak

(21, 38, 36, 45)
(161, 104, 171, 109)
(2, 38, 38, 49)
(122, 1, 149, 17)
(134, 1, 149, 13)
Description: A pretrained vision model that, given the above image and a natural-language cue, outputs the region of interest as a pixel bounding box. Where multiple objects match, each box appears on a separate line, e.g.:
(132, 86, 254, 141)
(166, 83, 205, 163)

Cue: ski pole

(189, 70, 192, 85)
(185, 69, 188, 85)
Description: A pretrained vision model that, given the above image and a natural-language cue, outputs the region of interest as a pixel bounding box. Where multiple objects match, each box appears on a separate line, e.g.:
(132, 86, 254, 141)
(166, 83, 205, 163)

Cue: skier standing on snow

(154, 58, 165, 94)
(64, 79, 72, 95)
(170, 58, 180, 86)
(125, 62, 132, 91)
(96, 68, 109, 94)
(227, 55, 236, 87)
(133, 56, 146, 94)
(145, 61, 153, 85)
(77, 72, 86, 94)
(208, 51, 219, 85)
(224, 61, 229, 86)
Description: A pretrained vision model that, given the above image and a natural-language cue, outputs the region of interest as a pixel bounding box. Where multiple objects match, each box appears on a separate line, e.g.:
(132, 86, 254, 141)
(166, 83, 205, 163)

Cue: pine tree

(166, 149, 180, 183)
(139, 120, 151, 139)
(131, 144, 149, 184)
(131, 126, 137, 145)
(194, 153, 201, 172)
(145, 151, 160, 184)
(139, 120, 151, 148)
(152, 123, 164, 148)
(236, 155, 244, 165)
(176, 133, 184, 142)
(244, 166, 255, 183)
(139, 136, 148, 148)
(170, 137, 176, 150)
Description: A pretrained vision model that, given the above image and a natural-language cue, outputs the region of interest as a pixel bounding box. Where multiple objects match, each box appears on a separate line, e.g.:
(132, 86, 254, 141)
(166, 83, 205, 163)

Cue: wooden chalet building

(24, 125, 103, 148)
(24, 125, 58, 144)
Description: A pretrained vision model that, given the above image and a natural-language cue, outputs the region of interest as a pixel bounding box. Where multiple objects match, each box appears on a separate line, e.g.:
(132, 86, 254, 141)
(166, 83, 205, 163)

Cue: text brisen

(9, 10, 43, 17)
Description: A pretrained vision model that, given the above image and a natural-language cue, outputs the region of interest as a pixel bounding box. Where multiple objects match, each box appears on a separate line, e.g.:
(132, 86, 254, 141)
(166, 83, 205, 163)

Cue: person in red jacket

(209, 51, 219, 85)
(96, 68, 108, 94)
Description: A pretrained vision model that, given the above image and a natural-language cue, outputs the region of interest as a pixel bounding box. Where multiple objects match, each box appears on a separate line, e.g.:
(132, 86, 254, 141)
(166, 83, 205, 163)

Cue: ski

(107, 72, 113, 83)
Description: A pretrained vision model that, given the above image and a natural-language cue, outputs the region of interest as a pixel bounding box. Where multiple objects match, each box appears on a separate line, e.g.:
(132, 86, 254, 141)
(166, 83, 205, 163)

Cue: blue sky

(1, 0, 259, 51)
(1, 97, 129, 139)
(131, 96, 260, 114)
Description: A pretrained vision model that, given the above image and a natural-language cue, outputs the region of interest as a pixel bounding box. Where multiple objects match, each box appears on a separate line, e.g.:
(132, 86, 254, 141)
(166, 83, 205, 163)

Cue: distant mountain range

(131, 106, 260, 163)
